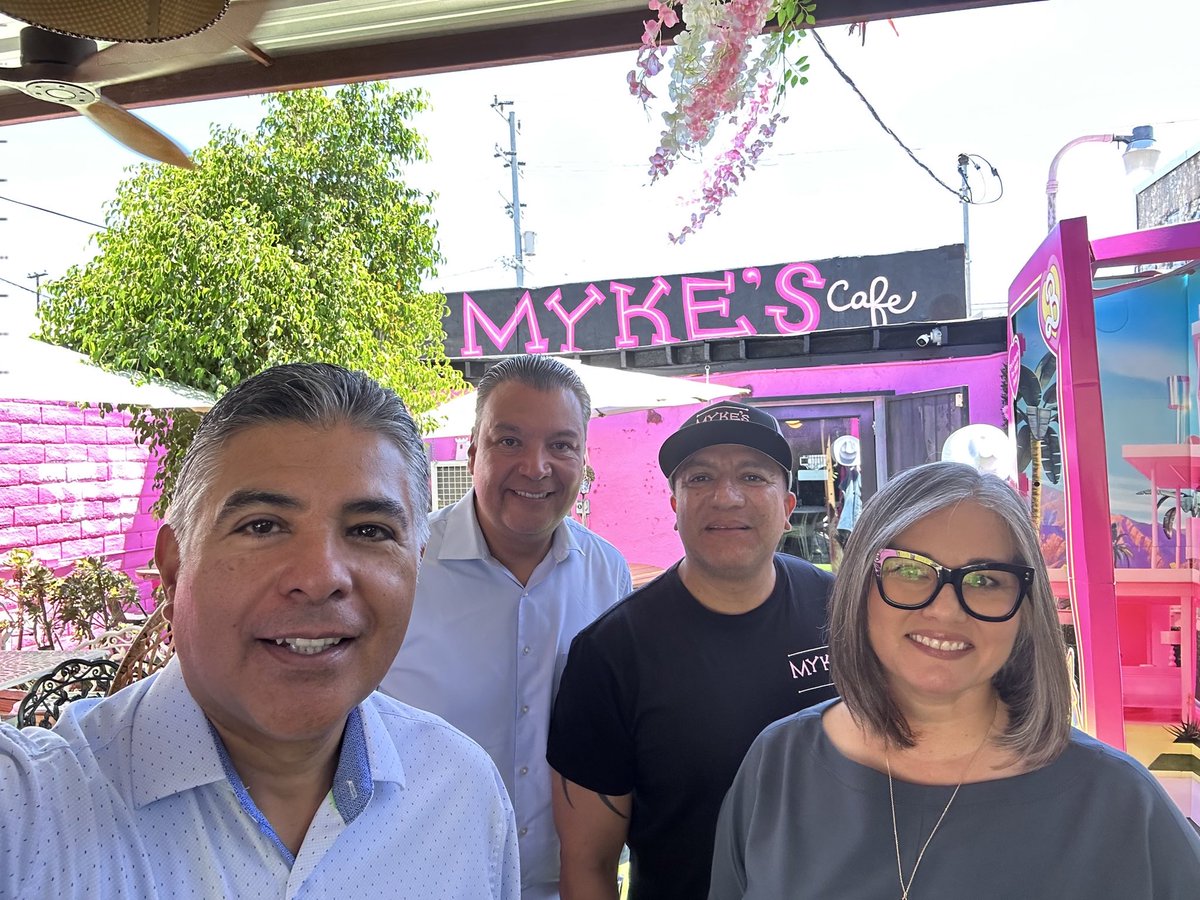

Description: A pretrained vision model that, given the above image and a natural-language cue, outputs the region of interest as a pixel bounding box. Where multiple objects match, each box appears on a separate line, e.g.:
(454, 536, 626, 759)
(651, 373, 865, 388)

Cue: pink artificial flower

(648, 148, 673, 179)
(649, 0, 679, 29)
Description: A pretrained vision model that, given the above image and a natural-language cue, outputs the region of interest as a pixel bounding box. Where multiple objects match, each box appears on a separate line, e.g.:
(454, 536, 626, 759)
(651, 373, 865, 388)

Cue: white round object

(940, 424, 1017, 482)
(832, 434, 860, 467)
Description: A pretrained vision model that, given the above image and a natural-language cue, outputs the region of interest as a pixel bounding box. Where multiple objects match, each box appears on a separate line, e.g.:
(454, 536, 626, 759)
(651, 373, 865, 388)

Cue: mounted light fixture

(1045, 125, 1160, 231)
(1120, 125, 1161, 177)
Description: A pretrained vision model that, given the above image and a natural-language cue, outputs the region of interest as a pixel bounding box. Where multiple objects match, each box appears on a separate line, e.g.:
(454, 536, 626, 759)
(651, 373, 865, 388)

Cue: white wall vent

(431, 461, 472, 511)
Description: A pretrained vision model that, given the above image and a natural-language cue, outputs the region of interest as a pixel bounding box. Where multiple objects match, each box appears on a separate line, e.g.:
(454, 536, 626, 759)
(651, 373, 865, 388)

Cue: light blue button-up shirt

(0, 657, 519, 899)
(382, 490, 631, 899)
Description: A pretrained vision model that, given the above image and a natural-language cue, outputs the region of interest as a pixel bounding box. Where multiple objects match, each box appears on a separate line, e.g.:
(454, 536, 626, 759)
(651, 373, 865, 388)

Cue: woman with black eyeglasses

(709, 461, 1200, 899)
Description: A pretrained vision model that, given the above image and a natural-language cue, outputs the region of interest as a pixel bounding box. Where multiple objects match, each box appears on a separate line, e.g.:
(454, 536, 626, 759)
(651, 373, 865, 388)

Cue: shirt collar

(436, 488, 580, 563)
(132, 658, 406, 821)
(131, 657, 227, 809)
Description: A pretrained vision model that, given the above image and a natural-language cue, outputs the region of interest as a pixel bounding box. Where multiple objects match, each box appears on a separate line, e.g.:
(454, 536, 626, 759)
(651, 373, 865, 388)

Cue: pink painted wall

(432, 353, 1004, 570)
(0, 399, 161, 587)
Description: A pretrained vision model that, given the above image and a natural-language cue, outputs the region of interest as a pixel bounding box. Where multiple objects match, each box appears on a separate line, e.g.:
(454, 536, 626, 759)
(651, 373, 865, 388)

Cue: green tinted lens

(879, 557, 938, 606)
(960, 569, 1022, 617)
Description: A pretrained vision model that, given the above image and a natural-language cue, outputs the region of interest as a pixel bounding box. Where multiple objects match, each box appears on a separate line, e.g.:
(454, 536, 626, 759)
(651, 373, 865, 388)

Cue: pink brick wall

(0, 399, 161, 587)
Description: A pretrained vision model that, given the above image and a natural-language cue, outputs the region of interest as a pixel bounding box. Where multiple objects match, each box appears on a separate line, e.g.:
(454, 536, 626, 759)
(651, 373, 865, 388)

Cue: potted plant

(1162, 719, 1200, 775)
(1166, 719, 1200, 746)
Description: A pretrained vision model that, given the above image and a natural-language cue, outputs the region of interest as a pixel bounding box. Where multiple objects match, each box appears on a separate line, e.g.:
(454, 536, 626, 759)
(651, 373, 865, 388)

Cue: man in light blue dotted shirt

(0, 363, 519, 899)
(383, 355, 632, 900)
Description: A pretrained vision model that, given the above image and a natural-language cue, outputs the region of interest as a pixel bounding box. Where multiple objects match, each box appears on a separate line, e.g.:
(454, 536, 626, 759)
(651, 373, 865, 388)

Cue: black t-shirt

(547, 554, 836, 900)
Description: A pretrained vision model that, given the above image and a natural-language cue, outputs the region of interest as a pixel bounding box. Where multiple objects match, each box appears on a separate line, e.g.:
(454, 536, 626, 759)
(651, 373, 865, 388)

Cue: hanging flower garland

(630, 0, 816, 243)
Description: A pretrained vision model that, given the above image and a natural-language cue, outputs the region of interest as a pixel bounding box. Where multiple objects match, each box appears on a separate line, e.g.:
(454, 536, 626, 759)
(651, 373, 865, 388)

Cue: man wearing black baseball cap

(548, 402, 836, 900)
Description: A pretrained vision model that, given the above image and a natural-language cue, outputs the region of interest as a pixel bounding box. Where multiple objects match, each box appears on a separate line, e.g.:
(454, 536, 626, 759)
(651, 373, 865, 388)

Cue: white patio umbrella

(0, 336, 215, 409)
(422, 357, 746, 439)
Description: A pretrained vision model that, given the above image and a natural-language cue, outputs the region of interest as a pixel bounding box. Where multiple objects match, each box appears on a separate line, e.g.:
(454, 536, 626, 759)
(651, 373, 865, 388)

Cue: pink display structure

(1008, 217, 1123, 748)
(1009, 218, 1200, 748)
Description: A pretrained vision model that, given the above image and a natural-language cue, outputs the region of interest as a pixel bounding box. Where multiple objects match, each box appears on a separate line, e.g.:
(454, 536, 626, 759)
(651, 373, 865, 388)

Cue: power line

(0, 193, 106, 229)
(812, 30, 963, 200)
(0, 273, 39, 294)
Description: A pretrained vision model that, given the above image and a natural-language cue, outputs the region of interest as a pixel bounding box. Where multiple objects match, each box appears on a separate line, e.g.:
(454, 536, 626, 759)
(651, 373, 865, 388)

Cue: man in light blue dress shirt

(382, 355, 632, 900)
(0, 363, 519, 899)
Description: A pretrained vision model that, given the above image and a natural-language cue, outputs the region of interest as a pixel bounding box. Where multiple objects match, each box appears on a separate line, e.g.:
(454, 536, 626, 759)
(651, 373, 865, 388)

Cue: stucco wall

(0, 399, 160, 581)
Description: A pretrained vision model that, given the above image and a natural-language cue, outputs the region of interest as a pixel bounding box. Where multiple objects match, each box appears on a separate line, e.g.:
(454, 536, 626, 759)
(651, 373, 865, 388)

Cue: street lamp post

(1045, 125, 1160, 232)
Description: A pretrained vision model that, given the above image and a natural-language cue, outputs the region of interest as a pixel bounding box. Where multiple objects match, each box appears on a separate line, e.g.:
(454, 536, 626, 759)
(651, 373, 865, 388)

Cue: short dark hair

(166, 363, 430, 554)
(473, 355, 591, 433)
(829, 461, 1071, 767)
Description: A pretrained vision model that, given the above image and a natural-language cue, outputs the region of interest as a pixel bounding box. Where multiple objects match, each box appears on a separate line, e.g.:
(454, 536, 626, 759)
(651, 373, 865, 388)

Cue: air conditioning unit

(431, 461, 472, 511)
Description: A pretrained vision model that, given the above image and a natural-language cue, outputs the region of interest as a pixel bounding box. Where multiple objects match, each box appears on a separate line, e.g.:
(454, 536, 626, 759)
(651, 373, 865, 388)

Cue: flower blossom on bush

(629, 0, 813, 243)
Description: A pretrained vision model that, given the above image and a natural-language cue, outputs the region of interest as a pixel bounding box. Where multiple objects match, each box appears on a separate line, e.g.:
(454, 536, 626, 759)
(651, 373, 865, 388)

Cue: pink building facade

(431, 342, 1006, 571)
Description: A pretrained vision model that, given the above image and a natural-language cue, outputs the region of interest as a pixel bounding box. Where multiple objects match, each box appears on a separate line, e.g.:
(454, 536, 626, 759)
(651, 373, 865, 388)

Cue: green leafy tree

(39, 83, 461, 514)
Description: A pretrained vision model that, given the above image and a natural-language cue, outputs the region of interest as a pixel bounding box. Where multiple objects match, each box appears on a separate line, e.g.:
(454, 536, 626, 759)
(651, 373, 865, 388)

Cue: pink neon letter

(765, 263, 824, 334)
(460, 291, 550, 357)
(544, 285, 606, 353)
(611, 277, 677, 348)
(681, 273, 757, 341)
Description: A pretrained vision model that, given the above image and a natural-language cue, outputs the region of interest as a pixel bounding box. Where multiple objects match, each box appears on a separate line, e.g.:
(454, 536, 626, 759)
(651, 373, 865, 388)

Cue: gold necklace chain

(885, 711, 995, 900)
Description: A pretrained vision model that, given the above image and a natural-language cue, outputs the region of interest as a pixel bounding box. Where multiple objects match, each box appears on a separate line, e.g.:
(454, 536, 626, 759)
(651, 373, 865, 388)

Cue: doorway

(762, 399, 878, 568)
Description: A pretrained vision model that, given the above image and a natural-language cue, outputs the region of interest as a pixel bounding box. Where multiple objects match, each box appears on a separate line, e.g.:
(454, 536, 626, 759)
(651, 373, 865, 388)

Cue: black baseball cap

(658, 402, 792, 479)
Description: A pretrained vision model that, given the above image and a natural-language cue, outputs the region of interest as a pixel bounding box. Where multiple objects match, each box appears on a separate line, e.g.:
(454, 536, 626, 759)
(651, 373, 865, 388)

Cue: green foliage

(1, 551, 144, 649)
(39, 83, 463, 515)
(771, 0, 816, 95)
(1, 550, 55, 649)
(56, 556, 143, 640)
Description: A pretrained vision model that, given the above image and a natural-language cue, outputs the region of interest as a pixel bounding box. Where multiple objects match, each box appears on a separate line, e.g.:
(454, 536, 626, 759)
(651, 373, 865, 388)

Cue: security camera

(916, 327, 944, 348)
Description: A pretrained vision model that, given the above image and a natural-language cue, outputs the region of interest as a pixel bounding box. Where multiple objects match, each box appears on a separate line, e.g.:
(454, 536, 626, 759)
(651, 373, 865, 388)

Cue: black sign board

(444, 244, 965, 358)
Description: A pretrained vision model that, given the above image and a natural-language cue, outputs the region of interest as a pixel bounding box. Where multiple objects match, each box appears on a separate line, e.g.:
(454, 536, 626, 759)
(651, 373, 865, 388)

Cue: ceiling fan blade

(80, 95, 195, 169)
(0, 0, 230, 43)
(73, 0, 270, 87)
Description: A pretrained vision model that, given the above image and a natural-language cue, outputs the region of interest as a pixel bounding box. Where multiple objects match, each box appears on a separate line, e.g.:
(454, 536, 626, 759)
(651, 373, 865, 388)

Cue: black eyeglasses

(873, 548, 1034, 623)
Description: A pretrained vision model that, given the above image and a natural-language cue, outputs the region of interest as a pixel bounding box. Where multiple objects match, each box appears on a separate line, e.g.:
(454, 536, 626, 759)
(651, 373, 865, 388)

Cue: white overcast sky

(2, 0, 1199, 337)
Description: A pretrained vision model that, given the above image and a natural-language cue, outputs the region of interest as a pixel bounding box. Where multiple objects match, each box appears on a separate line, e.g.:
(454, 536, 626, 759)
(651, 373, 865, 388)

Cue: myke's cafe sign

(444, 245, 965, 358)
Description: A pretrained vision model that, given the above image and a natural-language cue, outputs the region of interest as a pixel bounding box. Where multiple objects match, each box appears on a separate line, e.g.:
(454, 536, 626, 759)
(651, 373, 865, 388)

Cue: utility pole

(492, 96, 527, 288)
(27, 270, 47, 312)
(957, 153, 973, 316)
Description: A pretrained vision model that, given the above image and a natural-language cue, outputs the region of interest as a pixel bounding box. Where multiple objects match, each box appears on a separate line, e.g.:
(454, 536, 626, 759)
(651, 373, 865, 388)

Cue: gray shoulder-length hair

(165, 362, 430, 556)
(829, 460, 1071, 767)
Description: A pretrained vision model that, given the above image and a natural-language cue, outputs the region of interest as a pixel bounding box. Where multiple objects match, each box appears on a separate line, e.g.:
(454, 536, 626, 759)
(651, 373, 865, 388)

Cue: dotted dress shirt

(0, 657, 519, 899)
(382, 490, 632, 899)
